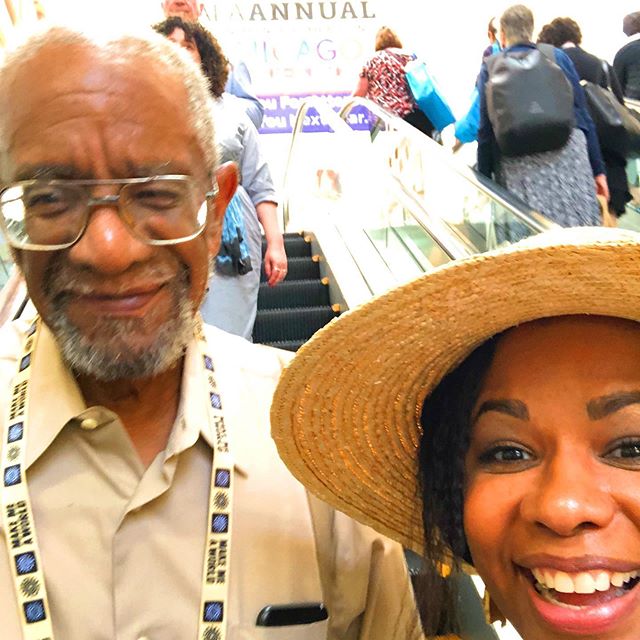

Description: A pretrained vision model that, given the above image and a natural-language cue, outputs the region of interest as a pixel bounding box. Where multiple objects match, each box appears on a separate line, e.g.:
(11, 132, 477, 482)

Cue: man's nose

(520, 448, 616, 537)
(67, 204, 154, 274)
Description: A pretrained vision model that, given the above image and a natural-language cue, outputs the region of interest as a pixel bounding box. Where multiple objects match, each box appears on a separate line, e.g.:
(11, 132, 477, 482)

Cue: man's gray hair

(500, 4, 534, 46)
(0, 24, 217, 182)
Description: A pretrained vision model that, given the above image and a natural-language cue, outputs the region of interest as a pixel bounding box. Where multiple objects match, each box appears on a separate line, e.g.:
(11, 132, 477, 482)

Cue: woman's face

(168, 28, 201, 65)
(464, 316, 640, 639)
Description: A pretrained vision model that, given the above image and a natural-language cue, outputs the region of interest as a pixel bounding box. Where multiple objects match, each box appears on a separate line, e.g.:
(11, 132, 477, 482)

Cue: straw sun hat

(271, 226, 640, 555)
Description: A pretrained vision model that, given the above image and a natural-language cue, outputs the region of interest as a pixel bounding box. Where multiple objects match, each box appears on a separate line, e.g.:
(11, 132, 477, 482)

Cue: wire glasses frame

(0, 175, 219, 251)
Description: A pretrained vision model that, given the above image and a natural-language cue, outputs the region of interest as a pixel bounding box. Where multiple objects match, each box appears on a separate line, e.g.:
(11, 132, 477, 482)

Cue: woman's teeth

(531, 568, 640, 594)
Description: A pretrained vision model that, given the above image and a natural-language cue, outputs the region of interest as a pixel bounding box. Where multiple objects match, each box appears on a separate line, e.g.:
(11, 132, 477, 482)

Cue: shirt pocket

(236, 620, 328, 640)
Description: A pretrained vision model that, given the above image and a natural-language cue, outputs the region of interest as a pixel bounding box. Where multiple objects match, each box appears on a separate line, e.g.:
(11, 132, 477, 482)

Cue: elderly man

(0, 26, 422, 640)
(161, 0, 265, 128)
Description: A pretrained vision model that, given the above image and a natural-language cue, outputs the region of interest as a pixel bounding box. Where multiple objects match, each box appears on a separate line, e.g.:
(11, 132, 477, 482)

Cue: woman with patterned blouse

(353, 26, 435, 137)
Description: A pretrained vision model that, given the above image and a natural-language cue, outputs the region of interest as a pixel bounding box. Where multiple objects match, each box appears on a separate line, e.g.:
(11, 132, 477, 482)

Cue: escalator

(253, 232, 339, 351)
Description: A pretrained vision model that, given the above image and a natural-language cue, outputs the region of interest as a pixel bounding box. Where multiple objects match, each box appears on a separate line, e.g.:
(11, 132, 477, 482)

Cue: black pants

(403, 108, 435, 138)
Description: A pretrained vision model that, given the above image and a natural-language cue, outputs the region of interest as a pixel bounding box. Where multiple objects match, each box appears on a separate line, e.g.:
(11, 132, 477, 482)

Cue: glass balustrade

(283, 97, 556, 301)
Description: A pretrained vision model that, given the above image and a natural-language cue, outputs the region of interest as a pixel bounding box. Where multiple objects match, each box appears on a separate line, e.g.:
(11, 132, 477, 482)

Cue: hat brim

(270, 227, 640, 555)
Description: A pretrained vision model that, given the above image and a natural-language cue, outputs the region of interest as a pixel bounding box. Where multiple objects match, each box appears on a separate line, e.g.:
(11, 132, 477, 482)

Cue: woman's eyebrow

(473, 399, 529, 424)
(587, 391, 640, 420)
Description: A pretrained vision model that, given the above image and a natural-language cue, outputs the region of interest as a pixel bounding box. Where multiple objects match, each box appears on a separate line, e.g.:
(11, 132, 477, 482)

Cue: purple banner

(258, 92, 373, 134)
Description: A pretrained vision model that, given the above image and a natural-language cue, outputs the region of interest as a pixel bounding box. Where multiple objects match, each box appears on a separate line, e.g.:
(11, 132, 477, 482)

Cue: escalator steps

(253, 306, 340, 343)
(258, 279, 330, 310)
(260, 256, 320, 282)
(264, 234, 311, 258)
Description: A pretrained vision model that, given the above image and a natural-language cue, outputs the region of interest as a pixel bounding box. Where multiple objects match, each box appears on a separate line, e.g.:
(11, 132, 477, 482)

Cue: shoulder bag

(581, 61, 640, 158)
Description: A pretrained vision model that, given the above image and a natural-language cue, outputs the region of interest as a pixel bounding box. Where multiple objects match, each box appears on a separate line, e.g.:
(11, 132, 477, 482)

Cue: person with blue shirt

(452, 17, 502, 147)
(476, 4, 609, 228)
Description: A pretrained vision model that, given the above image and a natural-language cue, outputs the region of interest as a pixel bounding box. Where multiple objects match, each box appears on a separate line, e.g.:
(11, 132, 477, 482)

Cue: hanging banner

(203, 1, 379, 133)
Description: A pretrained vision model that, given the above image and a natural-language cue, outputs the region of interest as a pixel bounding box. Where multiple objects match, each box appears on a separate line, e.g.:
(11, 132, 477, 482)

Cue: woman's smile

(516, 561, 640, 635)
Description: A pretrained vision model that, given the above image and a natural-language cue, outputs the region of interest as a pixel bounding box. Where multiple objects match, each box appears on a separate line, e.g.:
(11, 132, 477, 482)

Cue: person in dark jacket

(538, 17, 631, 216)
(614, 12, 640, 100)
(477, 5, 608, 228)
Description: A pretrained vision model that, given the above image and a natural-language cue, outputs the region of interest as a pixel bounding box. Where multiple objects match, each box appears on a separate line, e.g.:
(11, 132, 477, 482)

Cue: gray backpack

(485, 44, 575, 156)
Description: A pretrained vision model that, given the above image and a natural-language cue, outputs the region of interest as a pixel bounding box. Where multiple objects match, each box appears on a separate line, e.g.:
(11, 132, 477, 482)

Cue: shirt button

(79, 417, 99, 431)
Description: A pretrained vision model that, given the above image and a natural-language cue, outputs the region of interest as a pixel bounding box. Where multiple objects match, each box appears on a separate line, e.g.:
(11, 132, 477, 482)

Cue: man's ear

(205, 161, 239, 256)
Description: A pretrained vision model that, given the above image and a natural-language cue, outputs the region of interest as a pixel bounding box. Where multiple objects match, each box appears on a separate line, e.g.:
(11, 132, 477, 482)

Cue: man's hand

(264, 243, 288, 287)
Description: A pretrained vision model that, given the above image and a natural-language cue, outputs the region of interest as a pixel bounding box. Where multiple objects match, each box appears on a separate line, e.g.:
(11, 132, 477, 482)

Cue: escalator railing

(283, 96, 557, 307)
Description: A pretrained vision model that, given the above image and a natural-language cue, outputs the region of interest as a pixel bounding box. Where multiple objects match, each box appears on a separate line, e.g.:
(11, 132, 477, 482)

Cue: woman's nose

(520, 449, 617, 537)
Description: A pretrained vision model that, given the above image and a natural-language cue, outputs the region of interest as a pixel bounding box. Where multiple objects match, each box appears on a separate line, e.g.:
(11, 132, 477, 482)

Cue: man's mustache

(44, 260, 185, 300)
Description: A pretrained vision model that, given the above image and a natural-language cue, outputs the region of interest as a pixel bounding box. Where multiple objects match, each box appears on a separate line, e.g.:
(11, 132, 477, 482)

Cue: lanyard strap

(1, 317, 233, 640)
(1, 319, 53, 640)
(196, 320, 234, 640)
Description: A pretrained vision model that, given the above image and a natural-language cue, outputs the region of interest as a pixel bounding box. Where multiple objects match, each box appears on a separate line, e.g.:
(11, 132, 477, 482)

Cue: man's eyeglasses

(0, 175, 219, 251)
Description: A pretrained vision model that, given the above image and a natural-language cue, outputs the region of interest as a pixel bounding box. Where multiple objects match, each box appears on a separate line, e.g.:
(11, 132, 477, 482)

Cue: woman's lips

(518, 562, 640, 635)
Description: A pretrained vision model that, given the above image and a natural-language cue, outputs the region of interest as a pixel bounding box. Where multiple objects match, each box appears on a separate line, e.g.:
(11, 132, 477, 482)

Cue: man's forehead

(8, 41, 188, 121)
(163, 0, 201, 17)
(4, 39, 207, 181)
(13, 40, 170, 88)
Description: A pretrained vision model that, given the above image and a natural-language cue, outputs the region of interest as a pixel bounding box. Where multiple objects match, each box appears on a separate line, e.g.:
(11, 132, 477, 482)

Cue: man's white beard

(46, 266, 196, 382)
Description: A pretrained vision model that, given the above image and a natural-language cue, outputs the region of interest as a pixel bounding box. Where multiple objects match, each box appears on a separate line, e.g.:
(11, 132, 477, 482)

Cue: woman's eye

(605, 439, 640, 461)
(478, 445, 534, 465)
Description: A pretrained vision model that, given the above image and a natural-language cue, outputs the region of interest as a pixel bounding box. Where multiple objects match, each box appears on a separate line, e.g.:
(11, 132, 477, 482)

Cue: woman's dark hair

(548, 17, 582, 46)
(153, 16, 229, 98)
(537, 23, 562, 47)
(414, 334, 500, 636)
(375, 26, 402, 51)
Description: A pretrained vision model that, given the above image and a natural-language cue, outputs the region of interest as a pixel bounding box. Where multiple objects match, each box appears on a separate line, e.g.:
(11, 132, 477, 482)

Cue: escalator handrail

(388, 173, 477, 259)
(337, 97, 558, 234)
(625, 97, 640, 112)
(283, 98, 475, 261)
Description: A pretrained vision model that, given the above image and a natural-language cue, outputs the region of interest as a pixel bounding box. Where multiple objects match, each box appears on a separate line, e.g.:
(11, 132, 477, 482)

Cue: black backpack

(485, 44, 575, 156)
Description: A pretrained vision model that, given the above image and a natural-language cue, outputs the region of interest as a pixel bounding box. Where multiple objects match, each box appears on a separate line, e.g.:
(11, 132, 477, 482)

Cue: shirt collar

(628, 33, 640, 43)
(23, 318, 249, 474)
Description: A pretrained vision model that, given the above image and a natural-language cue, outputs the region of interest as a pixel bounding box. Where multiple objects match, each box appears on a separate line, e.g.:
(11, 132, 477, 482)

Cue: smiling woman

(270, 226, 640, 639)
(425, 315, 640, 638)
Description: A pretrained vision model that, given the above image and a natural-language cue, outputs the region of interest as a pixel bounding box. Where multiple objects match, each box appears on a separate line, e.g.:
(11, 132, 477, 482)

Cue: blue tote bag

(216, 191, 253, 276)
(454, 87, 481, 143)
(405, 59, 455, 131)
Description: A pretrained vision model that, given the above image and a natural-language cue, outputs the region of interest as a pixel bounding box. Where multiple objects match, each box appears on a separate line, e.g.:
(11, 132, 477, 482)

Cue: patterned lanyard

(1, 316, 234, 640)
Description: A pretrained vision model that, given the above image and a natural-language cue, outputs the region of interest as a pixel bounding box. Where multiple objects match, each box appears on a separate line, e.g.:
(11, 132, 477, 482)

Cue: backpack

(485, 44, 575, 156)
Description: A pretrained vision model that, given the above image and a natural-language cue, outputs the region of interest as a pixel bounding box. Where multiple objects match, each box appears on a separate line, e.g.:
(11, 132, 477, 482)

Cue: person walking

(477, 4, 608, 228)
(538, 17, 631, 218)
(353, 26, 435, 137)
(614, 11, 640, 100)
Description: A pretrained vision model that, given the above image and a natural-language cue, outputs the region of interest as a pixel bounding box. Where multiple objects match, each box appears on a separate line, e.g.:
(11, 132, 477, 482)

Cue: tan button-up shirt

(0, 315, 422, 640)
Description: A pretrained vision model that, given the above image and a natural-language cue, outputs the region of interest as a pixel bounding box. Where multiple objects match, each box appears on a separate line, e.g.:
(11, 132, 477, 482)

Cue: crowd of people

(357, 7, 640, 230)
(0, 3, 640, 640)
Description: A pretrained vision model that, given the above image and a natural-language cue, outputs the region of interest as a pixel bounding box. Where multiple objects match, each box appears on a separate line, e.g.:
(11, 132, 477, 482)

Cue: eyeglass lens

(0, 179, 208, 248)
